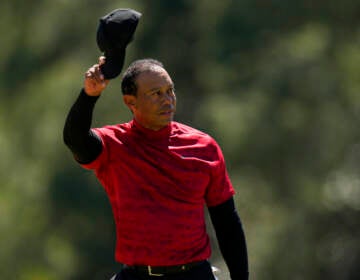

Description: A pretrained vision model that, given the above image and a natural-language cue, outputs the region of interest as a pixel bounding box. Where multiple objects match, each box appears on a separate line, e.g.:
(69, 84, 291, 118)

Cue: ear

(123, 95, 136, 111)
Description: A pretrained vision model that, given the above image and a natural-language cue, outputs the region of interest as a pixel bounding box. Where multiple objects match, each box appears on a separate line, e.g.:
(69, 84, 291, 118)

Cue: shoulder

(171, 121, 219, 147)
(171, 122, 225, 162)
(171, 121, 211, 138)
(93, 122, 132, 139)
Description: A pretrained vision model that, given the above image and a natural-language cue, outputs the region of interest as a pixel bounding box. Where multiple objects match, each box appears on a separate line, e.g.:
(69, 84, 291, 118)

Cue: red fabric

(81, 119, 235, 266)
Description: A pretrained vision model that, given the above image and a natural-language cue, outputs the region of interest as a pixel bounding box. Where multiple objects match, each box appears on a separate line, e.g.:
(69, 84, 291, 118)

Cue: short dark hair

(121, 58, 164, 96)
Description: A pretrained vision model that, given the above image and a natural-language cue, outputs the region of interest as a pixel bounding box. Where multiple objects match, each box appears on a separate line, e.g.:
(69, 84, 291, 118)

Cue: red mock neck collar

(130, 119, 172, 143)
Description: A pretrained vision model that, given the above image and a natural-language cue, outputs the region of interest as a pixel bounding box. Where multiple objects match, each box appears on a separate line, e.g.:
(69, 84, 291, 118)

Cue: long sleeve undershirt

(63, 89, 103, 164)
(208, 198, 249, 280)
(63, 89, 249, 279)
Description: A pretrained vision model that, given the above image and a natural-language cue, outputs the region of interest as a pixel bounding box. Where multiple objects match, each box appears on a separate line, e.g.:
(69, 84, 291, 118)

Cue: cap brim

(100, 49, 125, 79)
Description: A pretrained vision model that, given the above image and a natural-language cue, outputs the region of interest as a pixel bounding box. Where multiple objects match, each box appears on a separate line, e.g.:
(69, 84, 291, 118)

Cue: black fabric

(63, 89, 102, 164)
(113, 260, 215, 280)
(97, 8, 141, 79)
(208, 198, 249, 280)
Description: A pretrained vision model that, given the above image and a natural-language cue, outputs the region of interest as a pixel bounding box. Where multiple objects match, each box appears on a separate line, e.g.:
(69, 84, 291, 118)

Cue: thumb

(99, 56, 106, 66)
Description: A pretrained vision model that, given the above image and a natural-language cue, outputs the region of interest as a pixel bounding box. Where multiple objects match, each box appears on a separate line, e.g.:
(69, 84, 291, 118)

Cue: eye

(150, 90, 160, 96)
(168, 87, 175, 95)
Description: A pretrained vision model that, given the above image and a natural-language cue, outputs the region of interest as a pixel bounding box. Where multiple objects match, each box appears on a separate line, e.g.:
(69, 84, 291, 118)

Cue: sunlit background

(1, 0, 360, 279)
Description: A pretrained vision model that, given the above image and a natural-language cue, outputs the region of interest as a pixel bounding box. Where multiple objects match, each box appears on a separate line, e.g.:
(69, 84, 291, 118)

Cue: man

(63, 56, 249, 279)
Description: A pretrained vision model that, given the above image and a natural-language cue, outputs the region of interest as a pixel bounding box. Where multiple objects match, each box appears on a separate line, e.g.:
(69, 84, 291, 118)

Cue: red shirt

(81, 119, 235, 266)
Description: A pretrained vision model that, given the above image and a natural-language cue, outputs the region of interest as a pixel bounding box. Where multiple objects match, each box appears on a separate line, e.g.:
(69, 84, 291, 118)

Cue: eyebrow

(145, 83, 175, 94)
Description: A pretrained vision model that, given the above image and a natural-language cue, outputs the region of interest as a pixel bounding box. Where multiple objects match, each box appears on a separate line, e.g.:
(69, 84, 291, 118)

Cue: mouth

(160, 106, 175, 114)
(159, 109, 175, 116)
(160, 110, 174, 115)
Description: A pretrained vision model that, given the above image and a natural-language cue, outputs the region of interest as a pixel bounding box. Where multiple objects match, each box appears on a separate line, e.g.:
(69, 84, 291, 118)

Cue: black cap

(96, 8, 142, 79)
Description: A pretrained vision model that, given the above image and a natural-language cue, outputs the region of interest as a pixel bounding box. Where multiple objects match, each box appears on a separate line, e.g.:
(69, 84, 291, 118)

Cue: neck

(134, 118, 170, 131)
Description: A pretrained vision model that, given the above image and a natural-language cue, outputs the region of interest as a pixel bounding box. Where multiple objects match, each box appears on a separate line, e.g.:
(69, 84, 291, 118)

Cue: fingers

(83, 57, 110, 96)
(94, 64, 105, 83)
(85, 64, 105, 85)
(85, 56, 106, 81)
(99, 56, 106, 66)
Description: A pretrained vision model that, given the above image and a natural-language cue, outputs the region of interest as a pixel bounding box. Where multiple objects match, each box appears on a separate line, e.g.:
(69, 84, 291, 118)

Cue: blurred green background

(1, 0, 360, 279)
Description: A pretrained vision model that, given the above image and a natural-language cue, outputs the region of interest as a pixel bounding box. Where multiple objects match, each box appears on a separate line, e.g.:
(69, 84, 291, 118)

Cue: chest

(104, 136, 213, 202)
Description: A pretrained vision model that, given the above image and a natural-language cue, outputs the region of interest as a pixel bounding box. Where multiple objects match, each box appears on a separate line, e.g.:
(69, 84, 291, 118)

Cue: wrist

(80, 88, 101, 101)
(83, 87, 102, 97)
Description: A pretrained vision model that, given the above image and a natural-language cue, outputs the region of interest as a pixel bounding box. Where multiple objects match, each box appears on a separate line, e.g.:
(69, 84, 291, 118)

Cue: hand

(84, 56, 110, 96)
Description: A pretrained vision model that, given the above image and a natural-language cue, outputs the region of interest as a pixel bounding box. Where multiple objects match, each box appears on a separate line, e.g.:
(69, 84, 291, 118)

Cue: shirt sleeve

(205, 139, 235, 207)
(80, 127, 109, 170)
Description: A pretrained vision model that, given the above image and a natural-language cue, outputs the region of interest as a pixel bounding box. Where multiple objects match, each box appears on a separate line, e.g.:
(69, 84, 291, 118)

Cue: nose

(161, 92, 175, 106)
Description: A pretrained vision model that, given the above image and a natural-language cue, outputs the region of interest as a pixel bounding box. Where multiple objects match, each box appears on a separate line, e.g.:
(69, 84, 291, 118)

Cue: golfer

(63, 56, 248, 279)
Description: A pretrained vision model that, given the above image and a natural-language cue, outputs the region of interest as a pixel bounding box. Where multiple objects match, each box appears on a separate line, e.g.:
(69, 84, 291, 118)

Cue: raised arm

(63, 57, 109, 164)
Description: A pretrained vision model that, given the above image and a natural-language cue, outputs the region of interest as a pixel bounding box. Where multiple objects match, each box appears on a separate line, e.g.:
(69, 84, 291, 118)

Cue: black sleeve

(208, 197, 249, 280)
(63, 88, 103, 164)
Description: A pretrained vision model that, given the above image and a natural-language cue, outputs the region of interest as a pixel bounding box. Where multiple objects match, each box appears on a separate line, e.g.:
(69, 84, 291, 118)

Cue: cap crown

(97, 8, 141, 52)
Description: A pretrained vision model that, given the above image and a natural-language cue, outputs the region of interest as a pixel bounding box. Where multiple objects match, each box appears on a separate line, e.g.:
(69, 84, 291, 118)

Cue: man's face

(124, 67, 176, 131)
